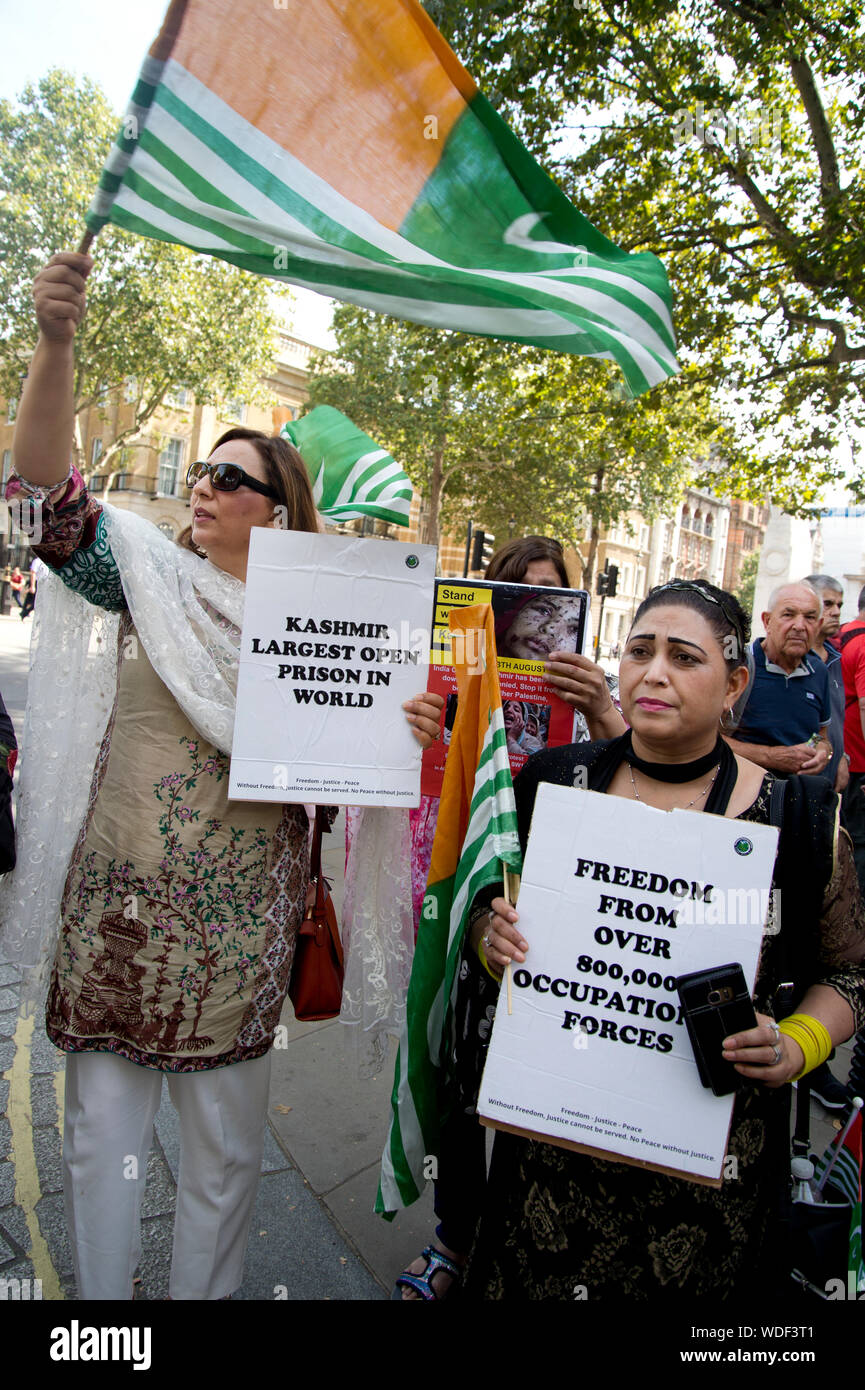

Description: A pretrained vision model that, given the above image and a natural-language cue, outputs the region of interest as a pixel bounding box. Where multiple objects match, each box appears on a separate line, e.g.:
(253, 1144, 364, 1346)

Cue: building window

(166, 386, 191, 408)
(157, 437, 185, 496)
(6, 399, 17, 425)
(1, 450, 11, 488)
(224, 399, 247, 423)
(704, 514, 714, 537)
(91, 438, 104, 469)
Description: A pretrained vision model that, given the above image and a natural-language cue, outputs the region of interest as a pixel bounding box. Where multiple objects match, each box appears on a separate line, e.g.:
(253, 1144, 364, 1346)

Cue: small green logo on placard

(406, 554, 419, 569)
(734, 837, 753, 856)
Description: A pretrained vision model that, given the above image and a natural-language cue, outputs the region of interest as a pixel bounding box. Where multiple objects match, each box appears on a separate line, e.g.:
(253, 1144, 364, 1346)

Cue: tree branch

(787, 53, 842, 206)
(776, 293, 865, 363)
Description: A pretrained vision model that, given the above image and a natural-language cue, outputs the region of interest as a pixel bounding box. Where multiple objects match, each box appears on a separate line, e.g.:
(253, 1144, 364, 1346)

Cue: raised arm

(13, 252, 92, 486)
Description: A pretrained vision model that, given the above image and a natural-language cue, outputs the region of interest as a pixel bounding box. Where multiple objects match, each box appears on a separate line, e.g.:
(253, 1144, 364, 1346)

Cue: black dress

(462, 742, 865, 1300)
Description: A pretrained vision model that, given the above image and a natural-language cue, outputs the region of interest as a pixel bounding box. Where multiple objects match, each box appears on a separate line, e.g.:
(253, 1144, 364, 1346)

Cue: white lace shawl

(0, 505, 244, 1008)
(0, 505, 415, 1046)
(340, 805, 415, 1076)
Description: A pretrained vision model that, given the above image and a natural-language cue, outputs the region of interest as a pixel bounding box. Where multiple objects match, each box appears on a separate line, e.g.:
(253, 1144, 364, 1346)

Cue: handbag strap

(307, 807, 326, 916)
(307, 809, 343, 965)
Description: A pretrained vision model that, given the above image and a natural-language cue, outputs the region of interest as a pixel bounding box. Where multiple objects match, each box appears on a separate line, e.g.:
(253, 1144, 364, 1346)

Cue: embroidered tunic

(24, 472, 311, 1071)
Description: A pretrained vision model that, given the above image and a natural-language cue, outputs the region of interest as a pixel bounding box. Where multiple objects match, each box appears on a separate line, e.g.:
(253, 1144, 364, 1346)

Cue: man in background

(724, 581, 832, 777)
(805, 574, 848, 792)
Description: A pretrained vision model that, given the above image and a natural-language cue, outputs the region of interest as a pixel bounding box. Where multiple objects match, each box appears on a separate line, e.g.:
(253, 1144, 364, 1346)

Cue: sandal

(393, 1245, 464, 1301)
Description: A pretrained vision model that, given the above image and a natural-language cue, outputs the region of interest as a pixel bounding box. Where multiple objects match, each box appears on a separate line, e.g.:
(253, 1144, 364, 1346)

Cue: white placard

(229, 530, 436, 805)
(478, 783, 779, 1182)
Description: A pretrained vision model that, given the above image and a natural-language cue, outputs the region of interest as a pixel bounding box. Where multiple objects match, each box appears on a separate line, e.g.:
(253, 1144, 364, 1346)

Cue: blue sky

(0, 0, 336, 345)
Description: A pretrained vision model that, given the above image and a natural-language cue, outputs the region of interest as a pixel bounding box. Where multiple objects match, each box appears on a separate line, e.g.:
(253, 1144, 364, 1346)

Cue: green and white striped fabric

(377, 603, 521, 1216)
(281, 407, 412, 527)
(84, 0, 678, 397)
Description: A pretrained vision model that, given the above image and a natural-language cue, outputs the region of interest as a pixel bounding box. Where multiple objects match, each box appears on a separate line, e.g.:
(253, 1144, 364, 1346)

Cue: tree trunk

(420, 440, 445, 549)
(581, 465, 605, 589)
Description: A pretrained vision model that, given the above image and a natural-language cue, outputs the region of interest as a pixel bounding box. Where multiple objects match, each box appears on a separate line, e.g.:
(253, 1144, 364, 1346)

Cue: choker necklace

(623, 735, 725, 784)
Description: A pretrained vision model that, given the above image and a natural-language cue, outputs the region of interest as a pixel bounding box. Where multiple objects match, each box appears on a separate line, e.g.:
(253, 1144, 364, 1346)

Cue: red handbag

(288, 808, 345, 1022)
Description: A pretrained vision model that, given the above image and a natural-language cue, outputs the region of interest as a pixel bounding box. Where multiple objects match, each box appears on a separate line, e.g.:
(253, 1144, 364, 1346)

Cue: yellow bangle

(477, 940, 502, 981)
(778, 1013, 833, 1081)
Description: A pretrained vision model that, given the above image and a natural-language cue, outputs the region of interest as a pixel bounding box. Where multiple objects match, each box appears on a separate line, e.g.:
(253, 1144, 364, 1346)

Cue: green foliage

(734, 547, 760, 613)
(307, 304, 738, 576)
(0, 70, 287, 464)
(430, 0, 865, 509)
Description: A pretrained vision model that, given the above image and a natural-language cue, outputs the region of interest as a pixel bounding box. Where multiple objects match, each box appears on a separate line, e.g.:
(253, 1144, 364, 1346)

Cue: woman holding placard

(0, 251, 443, 1301)
(465, 579, 865, 1298)
(395, 535, 622, 1299)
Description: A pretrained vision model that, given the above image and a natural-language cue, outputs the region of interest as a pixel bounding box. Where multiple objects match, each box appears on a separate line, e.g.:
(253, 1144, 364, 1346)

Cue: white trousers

(62, 1050, 272, 1300)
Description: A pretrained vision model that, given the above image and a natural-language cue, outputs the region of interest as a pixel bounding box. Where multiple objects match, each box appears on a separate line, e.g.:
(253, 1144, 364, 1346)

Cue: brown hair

(207, 427, 319, 533)
(484, 535, 568, 586)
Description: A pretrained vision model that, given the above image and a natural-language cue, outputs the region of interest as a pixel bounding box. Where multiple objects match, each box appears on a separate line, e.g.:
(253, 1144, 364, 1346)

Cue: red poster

(421, 578, 590, 798)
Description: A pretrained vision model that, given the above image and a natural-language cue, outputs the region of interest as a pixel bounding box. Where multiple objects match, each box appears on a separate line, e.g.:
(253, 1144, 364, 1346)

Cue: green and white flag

(84, 0, 678, 397)
(281, 407, 412, 527)
(377, 603, 521, 1216)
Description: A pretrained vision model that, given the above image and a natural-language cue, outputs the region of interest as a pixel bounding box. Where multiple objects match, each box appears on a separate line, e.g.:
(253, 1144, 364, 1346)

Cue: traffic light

(471, 529, 495, 571)
(596, 562, 619, 597)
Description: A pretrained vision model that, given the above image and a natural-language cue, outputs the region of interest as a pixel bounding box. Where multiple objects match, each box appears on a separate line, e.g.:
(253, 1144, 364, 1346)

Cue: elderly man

(724, 581, 832, 777)
(729, 581, 853, 1113)
(805, 573, 848, 791)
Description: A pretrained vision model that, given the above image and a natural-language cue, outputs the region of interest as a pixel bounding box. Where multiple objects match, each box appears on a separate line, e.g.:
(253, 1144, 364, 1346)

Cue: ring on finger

(768, 1020, 780, 1043)
(771, 1043, 782, 1066)
(482, 931, 493, 948)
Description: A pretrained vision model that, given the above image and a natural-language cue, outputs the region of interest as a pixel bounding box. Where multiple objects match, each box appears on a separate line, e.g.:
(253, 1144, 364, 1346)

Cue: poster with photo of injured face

(421, 579, 590, 798)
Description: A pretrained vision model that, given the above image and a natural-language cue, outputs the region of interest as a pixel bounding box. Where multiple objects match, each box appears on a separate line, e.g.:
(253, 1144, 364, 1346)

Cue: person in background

(0, 689, 16, 875)
(804, 574, 848, 793)
(840, 583, 865, 896)
(838, 585, 865, 1110)
(19, 558, 38, 619)
(723, 582, 832, 778)
(9, 566, 24, 609)
(791, 575, 860, 1110)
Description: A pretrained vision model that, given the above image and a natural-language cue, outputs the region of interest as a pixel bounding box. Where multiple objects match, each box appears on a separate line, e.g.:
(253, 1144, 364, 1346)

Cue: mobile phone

(676, 963, 758, 1097)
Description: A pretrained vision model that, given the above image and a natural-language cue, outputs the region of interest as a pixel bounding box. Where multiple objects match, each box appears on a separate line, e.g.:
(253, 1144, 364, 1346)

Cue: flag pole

(77, 232, 95, 255)
(503, 865, 519, 1015)
(815, 1094, 863, 1195)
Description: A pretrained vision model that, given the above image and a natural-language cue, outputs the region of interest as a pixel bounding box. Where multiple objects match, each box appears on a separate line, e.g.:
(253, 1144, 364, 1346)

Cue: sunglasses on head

(186, 460, 280, 501)
(652, 580, 746, 653)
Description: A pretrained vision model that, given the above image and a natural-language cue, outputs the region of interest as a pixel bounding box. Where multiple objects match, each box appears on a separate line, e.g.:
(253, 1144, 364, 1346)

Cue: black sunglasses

(187, 460, 280, 501)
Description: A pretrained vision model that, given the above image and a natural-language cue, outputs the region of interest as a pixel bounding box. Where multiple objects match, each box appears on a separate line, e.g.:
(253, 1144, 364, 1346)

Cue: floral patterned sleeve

(814, 828, 865, 1032)
(5, 467, 127, 612)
